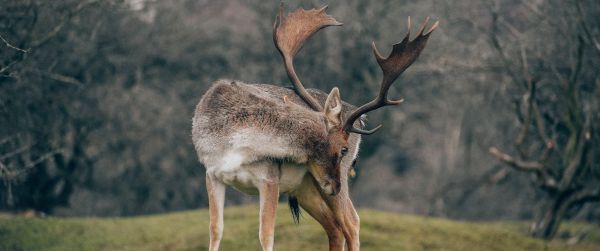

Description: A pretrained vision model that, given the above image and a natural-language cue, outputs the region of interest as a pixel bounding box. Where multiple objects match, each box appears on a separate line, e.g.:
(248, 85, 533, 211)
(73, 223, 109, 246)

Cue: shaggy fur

(192, 79, 364, 251)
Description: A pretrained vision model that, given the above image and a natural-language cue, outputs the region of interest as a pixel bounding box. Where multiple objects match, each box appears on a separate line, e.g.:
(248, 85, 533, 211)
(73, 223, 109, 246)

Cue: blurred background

(0, 0, 598, 239)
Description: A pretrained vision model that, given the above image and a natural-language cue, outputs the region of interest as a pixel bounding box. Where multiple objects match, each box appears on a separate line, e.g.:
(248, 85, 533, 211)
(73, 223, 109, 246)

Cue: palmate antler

(273, 3, 342, 111)
(274, 4, 438, 134)
(343, 17, 439, 135)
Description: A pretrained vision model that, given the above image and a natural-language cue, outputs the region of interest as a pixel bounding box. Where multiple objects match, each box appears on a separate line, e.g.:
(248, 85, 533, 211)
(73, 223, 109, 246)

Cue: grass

(1, 204, 599, 251)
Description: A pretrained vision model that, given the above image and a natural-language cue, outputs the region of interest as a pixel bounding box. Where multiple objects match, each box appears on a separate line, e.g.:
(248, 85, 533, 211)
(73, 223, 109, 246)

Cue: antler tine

(273, 3, 342, 111)
(344, 17, 438, 135)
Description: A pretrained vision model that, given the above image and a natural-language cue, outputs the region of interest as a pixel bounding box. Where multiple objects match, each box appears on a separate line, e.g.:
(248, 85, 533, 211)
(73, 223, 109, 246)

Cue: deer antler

(343, 17, 438, 135)
(273, 3, 342, 111)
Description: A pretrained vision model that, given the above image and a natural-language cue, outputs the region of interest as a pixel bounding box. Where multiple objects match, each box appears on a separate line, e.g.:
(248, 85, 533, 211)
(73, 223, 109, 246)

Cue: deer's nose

(331, 180, 341, 196)
(325, 180, 341, 196)
(321, 180, 335, 196)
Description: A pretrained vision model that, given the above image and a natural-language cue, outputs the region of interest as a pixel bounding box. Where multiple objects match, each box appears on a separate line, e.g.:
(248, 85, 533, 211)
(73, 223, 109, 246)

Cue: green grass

(1, 204, 599, 251)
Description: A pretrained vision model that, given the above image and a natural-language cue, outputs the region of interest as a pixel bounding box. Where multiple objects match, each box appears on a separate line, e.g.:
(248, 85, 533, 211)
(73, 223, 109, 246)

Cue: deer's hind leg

(206, 174, 226, 251)
(256, 161, 280, 251)
(295, 175, 345, 251)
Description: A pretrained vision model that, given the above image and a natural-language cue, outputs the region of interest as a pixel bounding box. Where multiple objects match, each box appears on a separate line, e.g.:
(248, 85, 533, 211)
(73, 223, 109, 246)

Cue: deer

(192, 4, 437, 251)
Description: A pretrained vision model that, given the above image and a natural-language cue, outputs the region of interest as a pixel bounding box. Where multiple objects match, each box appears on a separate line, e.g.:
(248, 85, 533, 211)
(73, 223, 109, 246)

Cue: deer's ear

(324, 87, 343, 131)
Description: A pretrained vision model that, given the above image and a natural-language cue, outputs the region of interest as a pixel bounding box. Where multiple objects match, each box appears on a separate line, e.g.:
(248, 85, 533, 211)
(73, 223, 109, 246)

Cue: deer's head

(273, 4, 438, 196)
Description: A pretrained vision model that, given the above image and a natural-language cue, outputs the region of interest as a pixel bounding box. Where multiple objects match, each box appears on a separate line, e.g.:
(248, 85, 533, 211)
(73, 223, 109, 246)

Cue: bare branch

(522, 1, 542, 16)
(576, 0, 600, 52)
(533, 102, 553, 148)
(515, 80, 536, 149)
(25, 68, 83, 85)
(498, 17, 522, 40)
(571, 186, 600, 205)
(0, 144, 32, 160)
(569, 35, 585, 85)
(0, 135, 16, 145)
(0, 150, 62, 180)
(0, 162, 9, 183)
(489, 146, 560, 192)
(18, 151, 60, 175)
(489, 5, 525, 88)
(560, 120, 591, 190)
(519, 44, 530, 82)
(0, 60, 18, 74)
(43, 72, 83, 86)
(550, 64, 567, 85)
(489, 147, 544, 171)
(30, 0, 101, 48)
(0, 33, 29, 53)
(490, 0, 598, 239)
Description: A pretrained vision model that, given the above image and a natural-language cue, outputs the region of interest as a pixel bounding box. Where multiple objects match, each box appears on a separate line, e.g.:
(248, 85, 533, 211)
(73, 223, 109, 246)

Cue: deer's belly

(279, 163, 309, 192)
(208, 154, 308, 195)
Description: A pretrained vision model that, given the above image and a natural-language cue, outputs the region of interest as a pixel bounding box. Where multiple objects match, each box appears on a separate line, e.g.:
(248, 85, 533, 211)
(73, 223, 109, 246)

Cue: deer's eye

(340, 146, 349, 156)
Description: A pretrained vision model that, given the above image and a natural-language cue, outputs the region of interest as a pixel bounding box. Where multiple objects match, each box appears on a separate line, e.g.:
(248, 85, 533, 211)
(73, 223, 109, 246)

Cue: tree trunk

(531, 192, 573, 239)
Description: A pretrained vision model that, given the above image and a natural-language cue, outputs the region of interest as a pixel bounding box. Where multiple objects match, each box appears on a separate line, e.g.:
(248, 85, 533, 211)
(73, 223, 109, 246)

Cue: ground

(1, 204, 599, 251)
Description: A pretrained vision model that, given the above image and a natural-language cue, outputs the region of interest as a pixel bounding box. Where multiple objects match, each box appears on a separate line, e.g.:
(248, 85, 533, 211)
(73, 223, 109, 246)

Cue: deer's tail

(288, 195, 301, 224)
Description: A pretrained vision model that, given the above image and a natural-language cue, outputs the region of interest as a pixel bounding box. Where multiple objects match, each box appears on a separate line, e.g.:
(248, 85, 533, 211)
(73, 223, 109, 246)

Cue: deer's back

(192, 80, 323, 166)
(192, 79, 362, 167)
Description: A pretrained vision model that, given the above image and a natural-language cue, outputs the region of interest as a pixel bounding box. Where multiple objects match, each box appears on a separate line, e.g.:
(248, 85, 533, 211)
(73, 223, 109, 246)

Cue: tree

(488, 0, 600, 239)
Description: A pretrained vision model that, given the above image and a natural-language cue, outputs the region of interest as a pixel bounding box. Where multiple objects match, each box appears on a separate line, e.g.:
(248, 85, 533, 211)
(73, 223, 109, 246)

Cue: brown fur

(194, 80, 347, 153)
(194, 79, 363, 250)
(193, 79, 360, 193)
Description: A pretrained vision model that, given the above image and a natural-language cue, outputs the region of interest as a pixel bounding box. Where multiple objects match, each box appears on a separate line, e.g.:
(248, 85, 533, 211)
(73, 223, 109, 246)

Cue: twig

(489, 147, 544, 171)
(576, 0, 600, 52)
(30, 0, 101, 48)
(0, 61, 18, 74)
(0, 150, 62, 180)
(0, 34, 29, 53)
(43, 72, 83, 85)
(498, 17, 522, 40)
(26, 68, 83, 85)
(0, 144, 32, 160)
(18, 151, 61, 175)
(489, 4, 525, 88)
(0, 135, 16, 145)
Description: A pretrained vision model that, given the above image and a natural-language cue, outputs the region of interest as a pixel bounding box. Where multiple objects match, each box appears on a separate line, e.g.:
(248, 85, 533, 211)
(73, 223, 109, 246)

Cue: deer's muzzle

(322, 179, 341, 196)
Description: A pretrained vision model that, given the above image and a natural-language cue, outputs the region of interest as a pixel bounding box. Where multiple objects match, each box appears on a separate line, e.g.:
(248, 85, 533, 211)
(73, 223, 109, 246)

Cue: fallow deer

(192, 4, 437, 251)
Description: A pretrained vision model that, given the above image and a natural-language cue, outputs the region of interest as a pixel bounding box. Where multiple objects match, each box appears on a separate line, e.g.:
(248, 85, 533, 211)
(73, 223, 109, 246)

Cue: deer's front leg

(206, 174, 226, 251)
(339, 197, 360, 251)
(323, 179, 360, 250)
(258, 163, 280, 251)
(296, 175, 345, 251)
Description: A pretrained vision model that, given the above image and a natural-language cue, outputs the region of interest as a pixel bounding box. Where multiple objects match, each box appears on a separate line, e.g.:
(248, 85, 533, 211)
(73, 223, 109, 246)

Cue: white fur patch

(229, 129, 306, 162)
(221, 151, 245, 172)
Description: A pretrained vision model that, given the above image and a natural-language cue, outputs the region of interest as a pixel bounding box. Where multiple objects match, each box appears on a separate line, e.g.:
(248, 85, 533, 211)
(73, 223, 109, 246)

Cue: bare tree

(0, 135, 62, 208)
(488, 0, 600, 239)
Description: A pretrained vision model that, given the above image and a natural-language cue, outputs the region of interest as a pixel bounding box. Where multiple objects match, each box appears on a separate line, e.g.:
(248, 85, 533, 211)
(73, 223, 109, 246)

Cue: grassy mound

(1, 205, 599, 251)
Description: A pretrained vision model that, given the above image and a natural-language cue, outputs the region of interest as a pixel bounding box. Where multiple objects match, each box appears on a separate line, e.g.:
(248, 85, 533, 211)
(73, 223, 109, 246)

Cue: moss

(1, 205, 598, 251)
